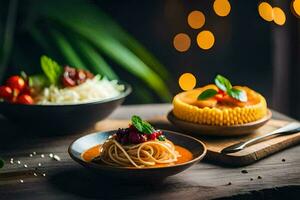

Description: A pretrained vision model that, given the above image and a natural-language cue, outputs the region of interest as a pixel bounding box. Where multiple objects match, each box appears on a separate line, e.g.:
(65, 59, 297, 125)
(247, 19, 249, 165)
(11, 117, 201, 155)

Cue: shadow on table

(48, 167, 211, 199)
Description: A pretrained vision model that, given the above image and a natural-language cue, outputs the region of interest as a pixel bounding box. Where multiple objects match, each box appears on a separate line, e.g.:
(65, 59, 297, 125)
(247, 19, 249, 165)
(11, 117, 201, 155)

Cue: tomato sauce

(82, 144, 193, 167)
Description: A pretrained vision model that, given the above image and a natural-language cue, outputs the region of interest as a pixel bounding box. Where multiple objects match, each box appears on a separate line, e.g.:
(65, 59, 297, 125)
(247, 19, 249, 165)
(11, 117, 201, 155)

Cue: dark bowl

(0, 82, 131, 133)
(68, 130, 207, 180)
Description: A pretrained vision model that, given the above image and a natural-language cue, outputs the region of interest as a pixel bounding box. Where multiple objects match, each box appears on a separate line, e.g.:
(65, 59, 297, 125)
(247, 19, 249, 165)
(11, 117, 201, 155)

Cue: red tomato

(214, 93, 224, 101)
(0, 86, 13, 100)
(6, 76, 25, 91)
(62, 76, 76, 87)
(218, 89, 225, 95)
(17, 94, 34, 105)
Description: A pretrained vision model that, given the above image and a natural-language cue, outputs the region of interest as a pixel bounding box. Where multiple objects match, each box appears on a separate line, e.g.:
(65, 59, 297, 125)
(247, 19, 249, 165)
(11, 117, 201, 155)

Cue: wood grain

(95, 116, 300, 166)
(0, 104, 300, 200)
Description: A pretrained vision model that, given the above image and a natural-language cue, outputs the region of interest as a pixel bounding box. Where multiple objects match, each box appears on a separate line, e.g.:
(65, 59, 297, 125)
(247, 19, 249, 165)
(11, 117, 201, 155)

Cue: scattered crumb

(41, 154, 45, 158)
(29, 154, 33, 157)
(24, 164, 28, 168)
(250, 178, 253, 181)
(282, 158, 286, 162)
(20, 179, 24, 183)
(10, 160, 14, 164)
(17, 161, 21, 164)
(42, 173, 46, 177)
(33, 172, 37, 176)
(49, 153, 54, 158)
(53, 155, 61, 161)
(241, 170, 248, 174)
(33, 152, 36, 155)
(227, 182, 232, 185)
(258, 176, 262, 179)
(38, 163, 42, 167)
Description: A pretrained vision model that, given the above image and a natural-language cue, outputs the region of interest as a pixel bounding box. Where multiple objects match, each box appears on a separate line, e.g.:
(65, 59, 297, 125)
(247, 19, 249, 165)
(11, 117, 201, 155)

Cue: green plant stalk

(0, 0, 18, 82)
(38, 1, 170, 80)
(78, 26, 170, 100)
(71, 4, 170, 80)
(50, 29, 87, 70)
(29, 27, 54, 55)
(74, 38, 118, 79)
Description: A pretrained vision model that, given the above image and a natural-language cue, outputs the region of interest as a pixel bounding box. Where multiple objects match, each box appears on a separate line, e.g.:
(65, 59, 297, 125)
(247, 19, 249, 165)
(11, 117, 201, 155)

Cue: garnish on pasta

(93, 116, 182, 168)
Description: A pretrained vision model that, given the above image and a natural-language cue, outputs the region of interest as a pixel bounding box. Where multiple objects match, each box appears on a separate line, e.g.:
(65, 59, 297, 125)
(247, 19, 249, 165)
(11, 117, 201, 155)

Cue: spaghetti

(97, 137, 180, 168)
(92, 115, 181, 168)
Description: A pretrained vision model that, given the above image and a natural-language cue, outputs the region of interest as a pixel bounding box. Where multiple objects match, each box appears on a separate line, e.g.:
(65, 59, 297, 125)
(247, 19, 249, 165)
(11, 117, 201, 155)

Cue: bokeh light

(258, 2, 273, 22)
(213, 0, 231, 17)
(273, 7, 286, 26)
(187, 10, 205, 29)
(179, 73, 196, 91)
(292, 0, 300, 17)
(173, 33, 191, 52)
(196, 30, 215, 50)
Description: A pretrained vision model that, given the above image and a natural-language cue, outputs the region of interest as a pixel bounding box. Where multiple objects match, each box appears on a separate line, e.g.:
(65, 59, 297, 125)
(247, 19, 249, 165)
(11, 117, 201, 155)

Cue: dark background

(99, 0, 299, 119)
(1, 0, 299, 119)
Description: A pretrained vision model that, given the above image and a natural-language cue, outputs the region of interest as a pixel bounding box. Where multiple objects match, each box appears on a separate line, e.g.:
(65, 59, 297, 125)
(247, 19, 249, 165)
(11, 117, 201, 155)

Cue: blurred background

(0, 0, 299, 119)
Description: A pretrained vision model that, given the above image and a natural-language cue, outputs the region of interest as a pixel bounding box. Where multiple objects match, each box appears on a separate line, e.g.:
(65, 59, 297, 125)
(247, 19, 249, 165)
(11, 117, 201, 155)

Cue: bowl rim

(68, 129, 207, 171)
(0, 81, 131, 107)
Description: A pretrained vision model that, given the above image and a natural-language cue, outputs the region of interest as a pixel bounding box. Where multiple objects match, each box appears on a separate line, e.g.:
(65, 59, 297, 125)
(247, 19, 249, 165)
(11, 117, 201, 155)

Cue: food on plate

(0, 55, 124, 105)
(82, 116, 193, 168)
(173, 74, 267, 126)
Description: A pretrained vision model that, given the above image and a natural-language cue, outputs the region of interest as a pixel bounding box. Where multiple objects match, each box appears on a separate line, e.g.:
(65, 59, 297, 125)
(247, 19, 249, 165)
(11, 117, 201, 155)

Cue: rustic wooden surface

(96, 117, 300, 167)
(0, 104, 300, 200)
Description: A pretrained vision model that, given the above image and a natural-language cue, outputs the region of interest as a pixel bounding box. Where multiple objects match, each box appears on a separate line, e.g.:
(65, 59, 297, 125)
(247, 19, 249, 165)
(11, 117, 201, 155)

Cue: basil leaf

(40, 55, 63, 85)
(198, 89, 218, 100)
(215, 74, 232, 92)
(0, 158, 4, 169)
(158, 135, 166, 141)
(131, 115, 155, 134)
(131, 115, 144, 132)
(142, 121, 155, 134)
(228, 88, 248, 102)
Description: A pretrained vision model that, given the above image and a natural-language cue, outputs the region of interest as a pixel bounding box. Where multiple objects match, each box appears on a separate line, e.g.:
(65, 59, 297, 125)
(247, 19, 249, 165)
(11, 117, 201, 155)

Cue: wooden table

(0, 104, 300, 200)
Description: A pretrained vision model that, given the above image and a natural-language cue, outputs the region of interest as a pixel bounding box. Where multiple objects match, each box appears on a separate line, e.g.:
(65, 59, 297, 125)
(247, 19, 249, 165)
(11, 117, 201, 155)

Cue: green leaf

(158, 135, 166, 141)
(40, 55, 63, 85)
(131, 115, 155, 134)
(228, 88, 248, 102)
(198, 89, 218, 100)
(0, 158, 4, 169)
(215, 74, 232, 92)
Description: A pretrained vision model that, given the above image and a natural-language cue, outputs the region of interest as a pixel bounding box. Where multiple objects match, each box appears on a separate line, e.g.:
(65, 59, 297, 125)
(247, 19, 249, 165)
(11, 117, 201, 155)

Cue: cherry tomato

(0, 86, 13, 100)
(16, 94, 34, 105)
(62, 76, 76, 87)
(214, 93, 224, 101)
(6, 75, 25, 91)
(218, 89, 225, 95)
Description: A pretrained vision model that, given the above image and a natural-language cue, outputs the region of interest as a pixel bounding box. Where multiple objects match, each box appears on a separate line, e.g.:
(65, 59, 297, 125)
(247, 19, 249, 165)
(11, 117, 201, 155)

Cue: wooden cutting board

(94, 116, 300, 167)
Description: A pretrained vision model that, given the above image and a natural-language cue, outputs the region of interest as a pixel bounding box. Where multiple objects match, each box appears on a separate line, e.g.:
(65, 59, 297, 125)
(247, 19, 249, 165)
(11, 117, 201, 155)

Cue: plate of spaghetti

(68, 115, 207, 179)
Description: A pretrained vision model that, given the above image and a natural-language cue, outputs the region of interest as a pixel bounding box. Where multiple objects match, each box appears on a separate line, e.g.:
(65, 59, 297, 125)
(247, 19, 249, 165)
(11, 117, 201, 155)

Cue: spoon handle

(240, 122, 300, 149)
